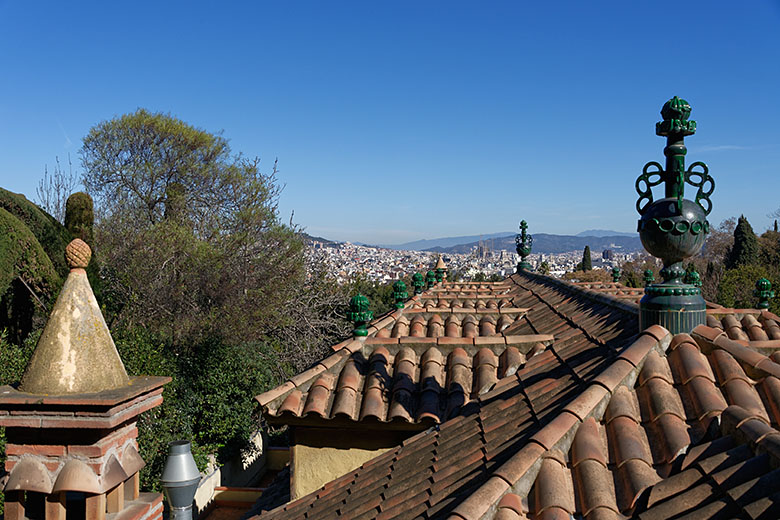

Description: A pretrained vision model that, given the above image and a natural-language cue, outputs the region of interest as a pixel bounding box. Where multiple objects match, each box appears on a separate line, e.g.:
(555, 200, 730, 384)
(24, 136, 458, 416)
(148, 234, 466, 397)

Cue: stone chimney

(0, 239, 170, 520)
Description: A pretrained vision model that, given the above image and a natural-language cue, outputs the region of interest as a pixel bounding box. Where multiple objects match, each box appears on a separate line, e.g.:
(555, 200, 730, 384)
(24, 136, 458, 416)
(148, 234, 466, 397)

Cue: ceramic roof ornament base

(637, 97, 715, 334)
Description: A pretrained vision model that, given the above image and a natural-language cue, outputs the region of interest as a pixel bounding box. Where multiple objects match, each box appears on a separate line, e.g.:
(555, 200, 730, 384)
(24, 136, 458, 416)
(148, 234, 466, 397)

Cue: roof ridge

(510, 273, 639, 349)
(512, 270, 639, 316)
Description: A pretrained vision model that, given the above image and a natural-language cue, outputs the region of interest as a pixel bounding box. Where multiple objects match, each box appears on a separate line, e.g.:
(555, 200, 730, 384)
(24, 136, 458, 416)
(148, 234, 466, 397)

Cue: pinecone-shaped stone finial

(65, 238, 92, 269)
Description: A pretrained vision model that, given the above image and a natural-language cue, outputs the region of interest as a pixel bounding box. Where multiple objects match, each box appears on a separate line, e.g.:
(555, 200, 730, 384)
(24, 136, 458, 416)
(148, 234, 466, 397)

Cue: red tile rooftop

(247, 271, 780, 519)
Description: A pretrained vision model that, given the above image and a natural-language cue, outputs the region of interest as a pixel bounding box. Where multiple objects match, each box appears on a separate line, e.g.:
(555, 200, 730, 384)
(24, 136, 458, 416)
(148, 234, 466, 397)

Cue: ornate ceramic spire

(636, 97, 715, 333)
(515, 220, 533, 272)
(412, 272, 425, 295)
(426, 270, 436, 289)
(347, 293, 372, 337)
(755, 278, 774, 310)
(393, 280, 408, 309)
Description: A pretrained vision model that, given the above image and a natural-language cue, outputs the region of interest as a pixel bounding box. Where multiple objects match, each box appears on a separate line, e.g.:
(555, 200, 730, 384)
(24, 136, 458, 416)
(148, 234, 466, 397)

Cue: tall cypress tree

(582, 246, 592, 271)
(725, 215, 759, 269)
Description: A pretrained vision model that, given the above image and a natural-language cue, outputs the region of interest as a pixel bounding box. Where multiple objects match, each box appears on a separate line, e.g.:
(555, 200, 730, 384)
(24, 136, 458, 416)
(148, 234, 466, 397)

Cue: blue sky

(1, 1, 779, 245)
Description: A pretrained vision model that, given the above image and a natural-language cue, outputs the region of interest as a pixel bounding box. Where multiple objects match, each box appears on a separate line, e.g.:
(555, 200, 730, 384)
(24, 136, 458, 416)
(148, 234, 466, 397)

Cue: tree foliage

(717, 264, 780, 314)
(64, 192, 94, 245)
(69, 109, 355, 490)
(0, 208, 61, 344)
(0, 188, 72, 277)
(725, 215, 759, 269)
(581, 246, 592, 271)
(612, 254, 658, 288)
(81, 109, 304, 346)
(35, 155, 79, 223)
(564, 268, 610, 283)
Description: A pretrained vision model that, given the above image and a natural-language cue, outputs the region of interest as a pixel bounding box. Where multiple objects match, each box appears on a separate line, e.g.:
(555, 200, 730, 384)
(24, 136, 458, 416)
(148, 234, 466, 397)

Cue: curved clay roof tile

(604, 386, 639, 424)
(375, 328, 392, 338)
(100, 454, 129, 493)
(52, 459, 101, 494)
(571, 417, 607, 467)
(637, 349, 674, 387)
(5, 457, 53, 494)
(497, 315, 513, 332)
(479, 317, 497, 336)
(278, 389, 303, 416)
(742, 314, 768, 341)
(394, 346, 417, 367)
(421, 346, 444, 367)
(499, 347, 525, 378)
(370, 347, 391, 363)
(302, 374, 335, 417)
(120, 444, 146, 477)
(392, 319, 410, 337)
(448, 347, 470, 369)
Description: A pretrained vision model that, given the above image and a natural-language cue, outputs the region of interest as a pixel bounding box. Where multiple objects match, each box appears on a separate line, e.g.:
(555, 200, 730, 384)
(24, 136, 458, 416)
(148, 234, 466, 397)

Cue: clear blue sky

(1, 1, 779, 245)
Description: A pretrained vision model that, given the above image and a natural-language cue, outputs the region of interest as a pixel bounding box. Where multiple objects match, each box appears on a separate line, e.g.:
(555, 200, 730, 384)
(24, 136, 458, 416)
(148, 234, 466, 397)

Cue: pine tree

(582, 246, 592, 271)
(774, 220, 778, 232)
(725, 215, 759, 269)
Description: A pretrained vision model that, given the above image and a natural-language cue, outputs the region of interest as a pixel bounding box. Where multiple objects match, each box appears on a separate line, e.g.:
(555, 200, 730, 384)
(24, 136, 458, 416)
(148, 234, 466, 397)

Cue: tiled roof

(705, 308, 780, 348)
(255, 275, 637, 428)
(492, 326, 780, 520)
(249, 272, 780, 519)
(249, 272, 641, 518)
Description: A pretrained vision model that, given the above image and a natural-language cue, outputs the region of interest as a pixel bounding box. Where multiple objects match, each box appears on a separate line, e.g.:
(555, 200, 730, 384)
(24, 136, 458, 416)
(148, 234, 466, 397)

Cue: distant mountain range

(372, 230, 639, 254)
(425, 233, 642, 255)
(308, 230, 643, 255)
(576, 229, 637, 238)
(378, 232, 514, 251)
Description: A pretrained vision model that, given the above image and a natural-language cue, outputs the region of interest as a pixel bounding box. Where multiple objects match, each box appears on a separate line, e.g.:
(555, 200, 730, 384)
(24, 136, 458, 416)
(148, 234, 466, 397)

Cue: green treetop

(725, 215, 759, 269)
(582, 246, 592, 271)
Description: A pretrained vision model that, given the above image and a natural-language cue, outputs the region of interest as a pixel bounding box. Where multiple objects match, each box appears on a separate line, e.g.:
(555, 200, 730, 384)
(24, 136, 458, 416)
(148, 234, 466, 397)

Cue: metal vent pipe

(161, 440, 201, 520)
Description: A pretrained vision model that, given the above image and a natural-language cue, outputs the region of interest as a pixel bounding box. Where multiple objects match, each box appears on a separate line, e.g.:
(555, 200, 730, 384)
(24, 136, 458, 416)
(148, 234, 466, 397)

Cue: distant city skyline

(1, 1, 779, 244)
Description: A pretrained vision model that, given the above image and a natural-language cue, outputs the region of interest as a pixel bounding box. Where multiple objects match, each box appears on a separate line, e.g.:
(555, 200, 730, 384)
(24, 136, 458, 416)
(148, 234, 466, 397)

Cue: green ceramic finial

(412, 272, 425, 295)
(393, 280, 408, 309)
(644, 269, 655, 287)
(515, 220, 533, 272)
(426, 270, 436, 289)
(684, 267, 702, 287)
(657, 96, 695, 137)
(347, 293, 372, 336)
(612, 267, 621, 283)
(636, 97, 714, 279)
(754, 278, 774, 310)
(636, 97, 714, 335)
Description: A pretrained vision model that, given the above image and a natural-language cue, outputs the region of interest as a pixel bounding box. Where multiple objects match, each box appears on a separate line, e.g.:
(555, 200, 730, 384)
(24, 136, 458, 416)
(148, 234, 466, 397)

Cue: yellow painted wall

(290, 427, 411, 500)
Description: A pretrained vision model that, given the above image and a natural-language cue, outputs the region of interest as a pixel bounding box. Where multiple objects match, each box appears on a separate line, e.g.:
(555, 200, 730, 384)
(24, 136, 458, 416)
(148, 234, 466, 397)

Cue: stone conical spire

(19, 239, 129, 394)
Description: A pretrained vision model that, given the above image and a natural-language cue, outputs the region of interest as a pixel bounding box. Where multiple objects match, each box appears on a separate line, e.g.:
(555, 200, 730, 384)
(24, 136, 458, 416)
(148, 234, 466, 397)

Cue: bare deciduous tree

(35, 155, 79, 222)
